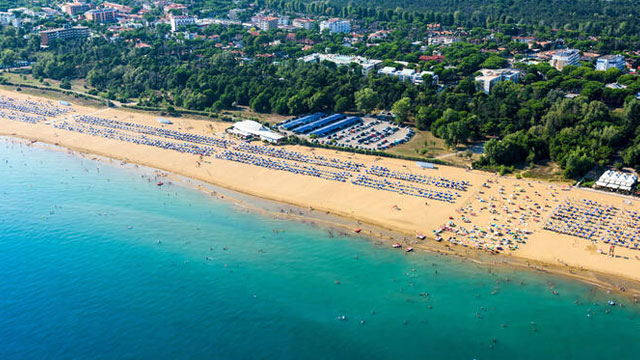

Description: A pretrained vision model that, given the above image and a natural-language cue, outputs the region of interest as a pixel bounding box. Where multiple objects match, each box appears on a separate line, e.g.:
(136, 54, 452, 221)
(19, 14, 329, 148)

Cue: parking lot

(311, 117, 414, 151)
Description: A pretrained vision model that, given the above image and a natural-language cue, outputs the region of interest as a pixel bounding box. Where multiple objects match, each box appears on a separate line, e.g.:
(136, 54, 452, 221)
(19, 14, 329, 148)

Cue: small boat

(157, 181, 164, 186)
(608, 300, 616, 306)
(392, 243, 402, 248)
(405, 247, 414, 252)
(416, 233, 426, 240)
(353, 228, 361, 233)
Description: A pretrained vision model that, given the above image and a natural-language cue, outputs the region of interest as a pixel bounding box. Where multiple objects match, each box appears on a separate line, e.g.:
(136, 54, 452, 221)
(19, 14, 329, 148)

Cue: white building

(293, 18, 314, 30)
(428, 36, 460, 46)
(300, 53, 382, 75)
(595, 170, 637, 192)
(278, 16, 289, 26)
(595, 54, 626, 72)
(228, 8, 242, 21)
(606, 83, 627, 90)
(227, 120, 284, 143)
(7, 7, 34, 17)
(377, 67, 438, 85)
(170, 15, 195, 32)
(475, 68, 521, 93)
(0, 11, 17, 26)
(319, 18, 350, 34)
(550, 49, 580, 70)
(251, 15, 278, 31)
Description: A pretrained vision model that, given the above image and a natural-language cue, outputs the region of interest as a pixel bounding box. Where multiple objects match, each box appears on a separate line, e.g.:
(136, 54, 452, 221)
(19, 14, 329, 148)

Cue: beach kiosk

(595, 170, 637, 193)
(228, 120, 285, 143)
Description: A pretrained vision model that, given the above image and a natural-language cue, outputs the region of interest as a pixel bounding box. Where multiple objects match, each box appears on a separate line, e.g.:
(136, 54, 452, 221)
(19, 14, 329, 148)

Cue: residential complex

(252, 15, 278, 31)
(85, 8, 117, 23)
(103, 2, 133, 14)
(319, 18, 350, 34)
(595, 55, 626, 71)
(228, 8, 243, 21)
(62, 2, 91, 16)
(475, 68, 521, 93)
(170, 15, 196, 32)
(378, 67, 438, 85)
(40, 26, 89, 46)
(428, 36, 461, 46)
(0, 11, 17, 26)
(163, 3, 187, 14)
(300, 53, 382, 75)
(278, 16, 289, 26)
(368, 30, 389, 41)
(550, 49, 580, 70)
(293, 18, 314, 30)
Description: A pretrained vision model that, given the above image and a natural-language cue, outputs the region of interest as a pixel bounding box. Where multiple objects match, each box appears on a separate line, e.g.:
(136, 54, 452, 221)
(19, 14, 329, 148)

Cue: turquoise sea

(1, 138, 640, 360)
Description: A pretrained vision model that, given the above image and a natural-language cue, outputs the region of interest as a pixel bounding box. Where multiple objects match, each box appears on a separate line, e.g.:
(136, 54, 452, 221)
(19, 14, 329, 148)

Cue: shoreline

(2, 88, 640, 297)
(5, 135, 640, 299)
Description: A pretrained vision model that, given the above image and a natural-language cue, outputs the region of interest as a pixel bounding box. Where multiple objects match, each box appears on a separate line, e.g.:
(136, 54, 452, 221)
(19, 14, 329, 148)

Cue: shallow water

(1, 138, 639, 360)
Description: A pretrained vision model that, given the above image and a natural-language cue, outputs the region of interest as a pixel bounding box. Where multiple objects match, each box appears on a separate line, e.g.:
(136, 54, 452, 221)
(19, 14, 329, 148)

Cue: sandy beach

(2, 88, 640, 294)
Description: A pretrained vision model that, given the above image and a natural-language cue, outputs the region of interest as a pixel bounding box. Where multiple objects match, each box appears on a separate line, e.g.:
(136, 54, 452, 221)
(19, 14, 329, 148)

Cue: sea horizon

(2, 137, 640, 359)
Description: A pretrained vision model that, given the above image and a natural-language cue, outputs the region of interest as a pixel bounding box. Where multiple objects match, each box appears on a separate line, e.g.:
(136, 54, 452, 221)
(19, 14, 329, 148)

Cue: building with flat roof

(164, 3, 187, 14)
(595, 54, 626, 72)
(278, 16, 289, 26)
(103, 2, 133, 14)
(300, 53, 382, 75)
(62, 2, 91, 16)
(170, 15, 195, 31)
(550, 49, 580, 70)
(293, 18, 314, 29)
(40, 26, 89, 46)
(228, 8, 243, 21)
(320, 18, 350, 34)
(428, 36, 460, 46)
(475, 68, 521, 93)
(377, 66, 438, 85)
(85, 8, 117, 23)
(0, 11, 16, 25)
(227, 120, 284, 143)
(252, 15, 278, 31)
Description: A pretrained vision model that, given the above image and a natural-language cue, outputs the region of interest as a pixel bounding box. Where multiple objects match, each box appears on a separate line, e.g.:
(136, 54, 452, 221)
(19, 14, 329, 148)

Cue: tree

(414, 105, 439, 130)
(287, 93, 308, 115)
(250, 91, 271, 113)
(354, 87, 380, 114)
(444, 120, 470, 147)
(60, 79, 71, 90)
(623, 100, 640, 134)
(0, 49, 17, 67)
(483, 132, 528, 165)
(391, 97, 411, 123)
(583, 100, 609, 125)
(563, 150, 595, 179)
(622, 143, 640, 169)
(480, 55, 508, 69)
(333, 95, 350, 112)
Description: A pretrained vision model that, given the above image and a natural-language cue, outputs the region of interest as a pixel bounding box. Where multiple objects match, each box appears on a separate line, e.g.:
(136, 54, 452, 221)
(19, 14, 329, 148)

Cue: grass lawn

(226, 105, 290, 124)
(386, 130, 450, 159)
(0, 84, 104, 108)
(520, 161, 570, 183)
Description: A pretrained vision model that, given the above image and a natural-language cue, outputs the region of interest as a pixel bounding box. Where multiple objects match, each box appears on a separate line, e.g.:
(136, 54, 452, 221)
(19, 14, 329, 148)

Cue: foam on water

(1, 138, 639, 359)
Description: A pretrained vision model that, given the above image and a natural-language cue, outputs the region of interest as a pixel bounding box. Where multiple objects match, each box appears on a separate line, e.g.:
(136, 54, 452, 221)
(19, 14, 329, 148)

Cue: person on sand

(609, 245, 615, 258)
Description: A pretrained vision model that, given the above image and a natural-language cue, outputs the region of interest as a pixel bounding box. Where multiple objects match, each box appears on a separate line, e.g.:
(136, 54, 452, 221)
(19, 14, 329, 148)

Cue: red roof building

(419, 55, 444, 62)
